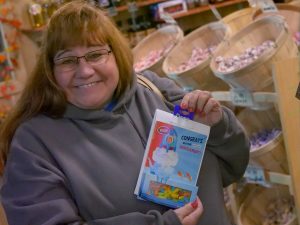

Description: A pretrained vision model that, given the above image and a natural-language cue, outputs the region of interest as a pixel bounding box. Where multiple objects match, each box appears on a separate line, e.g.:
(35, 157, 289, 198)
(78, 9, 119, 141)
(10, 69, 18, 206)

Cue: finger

(174, 197, 202, 218)
(202, 98, 221, 115)
(175, 197, 204, 225)
(195, 91, 211, 114)
(180, 91, 200, 111)
(180, 92, 192, 110)
(174, 199, 197, 219)
(183, 198, 204, 225)
(187, 91, 202, 112)
(190, 197, 203, 215)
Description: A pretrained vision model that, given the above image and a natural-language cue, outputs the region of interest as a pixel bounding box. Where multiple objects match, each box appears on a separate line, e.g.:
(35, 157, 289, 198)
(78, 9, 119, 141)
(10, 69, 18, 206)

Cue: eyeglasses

(54, 49, 112, 72)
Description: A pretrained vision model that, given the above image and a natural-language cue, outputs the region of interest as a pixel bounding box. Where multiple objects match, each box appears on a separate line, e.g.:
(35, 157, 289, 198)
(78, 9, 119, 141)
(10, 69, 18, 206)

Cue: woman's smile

(75, 81, 101, 89)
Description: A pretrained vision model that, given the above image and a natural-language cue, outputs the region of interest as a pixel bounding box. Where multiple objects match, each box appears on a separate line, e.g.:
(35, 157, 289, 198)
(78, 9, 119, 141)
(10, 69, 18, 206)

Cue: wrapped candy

(134, 49, 164, 72)
(250, 128, 281, 150)
(168, 45, 217, 73)
(263, 197, 295, 225)
(215, 40, 276, 73)
(134, 43, 175, 72)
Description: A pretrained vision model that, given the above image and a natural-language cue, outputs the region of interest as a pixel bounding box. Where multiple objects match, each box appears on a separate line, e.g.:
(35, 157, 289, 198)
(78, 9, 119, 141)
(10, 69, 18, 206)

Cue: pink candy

(215, 40, 276, 73)
(134, 49, 164, 72)
(134, 43, 175, 72)
(263, 197, 294, 225)
(169, 45, 217, 73)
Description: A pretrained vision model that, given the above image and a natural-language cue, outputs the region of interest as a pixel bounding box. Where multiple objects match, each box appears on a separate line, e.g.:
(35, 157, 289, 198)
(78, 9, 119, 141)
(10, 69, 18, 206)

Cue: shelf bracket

(211, 90, 277, 110)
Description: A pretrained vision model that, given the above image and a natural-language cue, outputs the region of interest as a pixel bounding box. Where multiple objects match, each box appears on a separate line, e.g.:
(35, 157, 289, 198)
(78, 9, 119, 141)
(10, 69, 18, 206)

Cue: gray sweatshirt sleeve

(207, 107, 250, 186)
(1, 128, 182, 225)
(141, 71, 250, 187)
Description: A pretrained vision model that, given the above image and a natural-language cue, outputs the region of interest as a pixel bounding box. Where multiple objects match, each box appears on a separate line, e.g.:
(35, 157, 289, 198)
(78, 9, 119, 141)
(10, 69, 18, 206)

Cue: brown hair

(0, 0, 133, 173)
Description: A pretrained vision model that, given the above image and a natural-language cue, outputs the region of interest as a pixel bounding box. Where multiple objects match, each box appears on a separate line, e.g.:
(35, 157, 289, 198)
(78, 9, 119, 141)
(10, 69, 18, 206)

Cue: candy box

(134, 109, 210, 208)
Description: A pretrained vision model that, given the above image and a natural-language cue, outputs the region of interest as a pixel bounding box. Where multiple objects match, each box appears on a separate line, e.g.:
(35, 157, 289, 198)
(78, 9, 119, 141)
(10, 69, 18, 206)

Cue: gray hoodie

(1, 71, 249, 225)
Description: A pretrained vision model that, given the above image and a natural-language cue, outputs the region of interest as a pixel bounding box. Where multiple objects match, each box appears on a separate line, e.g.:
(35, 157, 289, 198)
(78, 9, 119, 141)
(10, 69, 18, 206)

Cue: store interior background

(0, 0, 300, 225)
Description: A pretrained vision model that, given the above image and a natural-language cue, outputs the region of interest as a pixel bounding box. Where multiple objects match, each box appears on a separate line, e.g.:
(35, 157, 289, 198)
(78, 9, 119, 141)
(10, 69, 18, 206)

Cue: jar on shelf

(36, 0, 56, 22)
(193, 0, 200, 6)
(197, 0, 209, 5)
(186, 0, 196, 9)
(27, 1, 45, 28)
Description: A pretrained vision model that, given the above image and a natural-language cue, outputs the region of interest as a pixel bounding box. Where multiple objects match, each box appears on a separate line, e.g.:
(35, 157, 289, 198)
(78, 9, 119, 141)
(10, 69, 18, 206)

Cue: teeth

(77, 82, 98, 88)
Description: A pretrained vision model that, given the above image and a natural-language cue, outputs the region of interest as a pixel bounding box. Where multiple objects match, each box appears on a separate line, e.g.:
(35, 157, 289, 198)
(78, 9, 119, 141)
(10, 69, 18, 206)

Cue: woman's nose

(76, 58, 95, 77)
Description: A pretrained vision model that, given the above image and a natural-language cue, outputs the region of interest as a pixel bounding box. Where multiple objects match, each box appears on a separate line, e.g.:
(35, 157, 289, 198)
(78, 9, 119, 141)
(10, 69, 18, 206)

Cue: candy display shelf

(227, 170, 295, 224)
(20, 0, 247, 32)
(221, 57, 300, 224)
(116, 0, 167, 12)
(170, 0, 247, 19)
(117, 0, 247, 17)
(19, 0, 168, 31)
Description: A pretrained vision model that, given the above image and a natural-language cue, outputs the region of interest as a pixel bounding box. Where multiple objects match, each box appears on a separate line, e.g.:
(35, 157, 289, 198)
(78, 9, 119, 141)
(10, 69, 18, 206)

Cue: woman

(0, 1, 249, 225)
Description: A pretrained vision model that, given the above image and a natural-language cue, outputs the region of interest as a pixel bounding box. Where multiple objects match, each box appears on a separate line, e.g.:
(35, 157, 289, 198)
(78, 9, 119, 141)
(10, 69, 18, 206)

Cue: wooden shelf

(116, 0, 167, 12)
(116, 0, 247, 15)
(20, 26, 44, 33)
(20, 0, 168, 31)
(272, 57, 300, 224)
(170, 0, 248, 19)
(21, 0, 248, 32)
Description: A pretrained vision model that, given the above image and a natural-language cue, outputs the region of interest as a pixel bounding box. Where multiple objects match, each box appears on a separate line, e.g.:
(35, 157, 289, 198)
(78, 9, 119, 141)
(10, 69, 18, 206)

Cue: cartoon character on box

(148, 128, 179, 183)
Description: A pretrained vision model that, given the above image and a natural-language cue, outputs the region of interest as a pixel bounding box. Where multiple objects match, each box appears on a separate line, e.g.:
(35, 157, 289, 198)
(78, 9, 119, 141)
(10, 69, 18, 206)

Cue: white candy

(262, 197, 294, 225)
(215, 40, 276, 73)
(134, 43, 174, 72)
(169, 45, 217, 73)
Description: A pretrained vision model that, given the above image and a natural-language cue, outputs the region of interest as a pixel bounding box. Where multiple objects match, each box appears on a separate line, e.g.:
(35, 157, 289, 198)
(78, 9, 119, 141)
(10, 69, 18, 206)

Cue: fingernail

(197, 110, 206, 117)
(191, 199, 198, 209)
(181, 103, 187, 108)
(188, 107, 194, 112)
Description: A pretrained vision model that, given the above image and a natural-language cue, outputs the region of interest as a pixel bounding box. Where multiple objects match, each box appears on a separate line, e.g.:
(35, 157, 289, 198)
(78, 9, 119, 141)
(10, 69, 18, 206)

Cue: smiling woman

(0, 1, 249, 225)
(53, 45, 119, 109)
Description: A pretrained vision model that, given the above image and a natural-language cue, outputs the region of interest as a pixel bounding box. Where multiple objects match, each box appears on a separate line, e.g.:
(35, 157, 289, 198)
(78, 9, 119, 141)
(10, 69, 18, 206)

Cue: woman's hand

(174, 197, 203, 225)
(180, 90, 223, 126)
